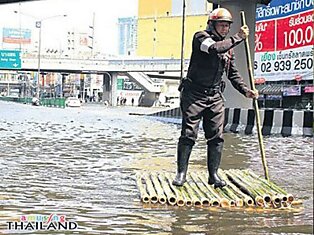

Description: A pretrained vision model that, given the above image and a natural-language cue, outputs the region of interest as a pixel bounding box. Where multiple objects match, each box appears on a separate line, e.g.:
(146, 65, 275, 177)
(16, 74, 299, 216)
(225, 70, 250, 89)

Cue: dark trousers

(179, 86, 224, 146)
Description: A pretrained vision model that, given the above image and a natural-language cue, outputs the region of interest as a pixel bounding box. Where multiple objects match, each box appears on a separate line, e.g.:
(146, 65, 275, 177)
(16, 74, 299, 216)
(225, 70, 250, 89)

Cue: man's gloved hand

(239, 25, 249, 39)
(245, 89, 259, 99)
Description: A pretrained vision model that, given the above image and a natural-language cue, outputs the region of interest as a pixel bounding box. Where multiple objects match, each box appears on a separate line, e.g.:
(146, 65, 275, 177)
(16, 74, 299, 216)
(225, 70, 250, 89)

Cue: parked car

(65, 97, 81, 107)
(162, 98, 180, 108)
(31, 97, 40, 106)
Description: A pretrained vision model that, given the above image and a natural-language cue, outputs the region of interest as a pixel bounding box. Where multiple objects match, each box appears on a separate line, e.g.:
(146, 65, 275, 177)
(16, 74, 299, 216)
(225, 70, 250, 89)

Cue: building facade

(136, 15, 208, 59)
(118, 17, 137, 56)
(136, 0, 213, 58)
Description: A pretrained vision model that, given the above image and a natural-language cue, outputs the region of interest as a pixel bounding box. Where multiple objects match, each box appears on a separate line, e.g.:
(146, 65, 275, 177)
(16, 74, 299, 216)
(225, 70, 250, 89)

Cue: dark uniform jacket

(186, 30, 249, 96)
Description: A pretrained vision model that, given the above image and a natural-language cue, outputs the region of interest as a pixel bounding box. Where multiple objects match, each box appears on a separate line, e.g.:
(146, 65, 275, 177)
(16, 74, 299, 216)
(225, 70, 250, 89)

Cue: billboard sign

(254, 0, 314, 81)
(2, 28, 31, 44)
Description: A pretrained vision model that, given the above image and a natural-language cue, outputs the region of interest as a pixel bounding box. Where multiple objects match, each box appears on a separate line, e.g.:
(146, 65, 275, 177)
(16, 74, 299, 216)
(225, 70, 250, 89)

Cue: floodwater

(0, 101, 313, 235)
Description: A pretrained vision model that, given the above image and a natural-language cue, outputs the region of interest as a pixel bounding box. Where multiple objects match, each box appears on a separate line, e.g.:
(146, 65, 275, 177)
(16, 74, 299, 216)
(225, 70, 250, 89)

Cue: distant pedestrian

(131, 98, 134, 106)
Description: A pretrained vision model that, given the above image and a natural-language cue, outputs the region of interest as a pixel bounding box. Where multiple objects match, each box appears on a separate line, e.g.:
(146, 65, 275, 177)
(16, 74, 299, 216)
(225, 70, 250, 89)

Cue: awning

(256, 85, 282, 95)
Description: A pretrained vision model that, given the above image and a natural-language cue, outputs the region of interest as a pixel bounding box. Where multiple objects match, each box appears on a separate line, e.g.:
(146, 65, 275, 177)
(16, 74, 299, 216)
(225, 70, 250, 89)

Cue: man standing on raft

(173, 8, 258, 188)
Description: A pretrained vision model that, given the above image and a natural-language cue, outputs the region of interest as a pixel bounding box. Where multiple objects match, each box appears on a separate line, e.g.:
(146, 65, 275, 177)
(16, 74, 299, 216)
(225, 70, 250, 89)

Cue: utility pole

(35, 15, 67, 99)
(88, 12, 95, 57)
(153, 15, 157, 58)
(18, 3, 22, 51)
(15, 10, 66, 99)
(36, 20, 42, 98)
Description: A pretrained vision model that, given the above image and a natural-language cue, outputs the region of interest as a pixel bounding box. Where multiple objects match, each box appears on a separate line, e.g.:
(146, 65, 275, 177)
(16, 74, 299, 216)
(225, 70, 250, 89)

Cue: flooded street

(0, 101, 313, 235)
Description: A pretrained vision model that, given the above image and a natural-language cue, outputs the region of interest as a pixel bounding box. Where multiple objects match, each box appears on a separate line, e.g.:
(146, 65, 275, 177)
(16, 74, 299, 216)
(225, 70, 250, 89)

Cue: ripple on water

(0, 103, 312, 234)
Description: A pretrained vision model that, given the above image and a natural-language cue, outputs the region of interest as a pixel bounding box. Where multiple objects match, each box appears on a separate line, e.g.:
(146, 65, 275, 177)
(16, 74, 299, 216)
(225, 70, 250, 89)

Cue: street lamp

(14, 11, 66, 99)
(36, 15, 67, 99)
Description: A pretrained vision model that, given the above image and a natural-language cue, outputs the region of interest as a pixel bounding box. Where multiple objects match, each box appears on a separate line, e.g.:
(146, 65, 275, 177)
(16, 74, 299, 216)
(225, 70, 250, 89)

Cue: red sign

(255, 20, 275, 52)
(295, 75, 302, 82)
(304, 86, 314, 93)
(254, 77, 266, 84)
(3, 37, 31, 44)
(277, 11, 314, 50)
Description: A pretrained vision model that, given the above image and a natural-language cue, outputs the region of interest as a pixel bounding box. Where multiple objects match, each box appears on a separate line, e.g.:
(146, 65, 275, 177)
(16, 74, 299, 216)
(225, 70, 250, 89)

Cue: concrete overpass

(17, 56, 185, 104)
(1, 56, 187, 106)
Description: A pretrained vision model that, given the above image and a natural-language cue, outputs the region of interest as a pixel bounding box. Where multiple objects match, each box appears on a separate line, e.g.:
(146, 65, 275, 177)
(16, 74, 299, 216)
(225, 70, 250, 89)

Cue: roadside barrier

(0, 96, 65, 108)
(40, 98, 65, 108)
(147, 107, 313, 137)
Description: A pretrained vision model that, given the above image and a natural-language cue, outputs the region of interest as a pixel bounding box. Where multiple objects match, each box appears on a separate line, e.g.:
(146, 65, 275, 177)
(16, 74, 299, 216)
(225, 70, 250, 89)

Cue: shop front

(256, 84, 313, 110)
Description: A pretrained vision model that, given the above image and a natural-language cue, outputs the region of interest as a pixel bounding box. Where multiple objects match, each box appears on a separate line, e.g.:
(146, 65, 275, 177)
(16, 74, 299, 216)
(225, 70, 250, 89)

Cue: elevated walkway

(126, 72, 162, 93)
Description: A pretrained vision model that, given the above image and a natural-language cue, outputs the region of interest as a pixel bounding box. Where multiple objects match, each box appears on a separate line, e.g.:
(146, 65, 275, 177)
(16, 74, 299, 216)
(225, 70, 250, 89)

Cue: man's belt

(186, 78, 220, 95)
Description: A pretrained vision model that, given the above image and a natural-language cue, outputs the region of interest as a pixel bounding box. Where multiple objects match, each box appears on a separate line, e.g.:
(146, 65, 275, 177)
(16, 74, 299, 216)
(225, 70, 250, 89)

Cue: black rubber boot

(207, 142, 226, 189)
(172, 144, 193, 186)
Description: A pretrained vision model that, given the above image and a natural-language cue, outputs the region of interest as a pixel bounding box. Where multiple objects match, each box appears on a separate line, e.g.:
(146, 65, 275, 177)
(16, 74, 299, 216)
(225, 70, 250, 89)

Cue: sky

(0, 0, 138, 55)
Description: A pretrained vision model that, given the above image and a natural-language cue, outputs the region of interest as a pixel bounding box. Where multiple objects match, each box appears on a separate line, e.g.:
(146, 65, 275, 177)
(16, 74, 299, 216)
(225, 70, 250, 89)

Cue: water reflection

(0, 102, 312, 234)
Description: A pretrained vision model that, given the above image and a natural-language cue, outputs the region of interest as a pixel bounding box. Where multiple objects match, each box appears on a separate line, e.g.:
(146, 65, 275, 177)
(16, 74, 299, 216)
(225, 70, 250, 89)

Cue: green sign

(117, 78, 124, 90)
(0, 50, 21, 69)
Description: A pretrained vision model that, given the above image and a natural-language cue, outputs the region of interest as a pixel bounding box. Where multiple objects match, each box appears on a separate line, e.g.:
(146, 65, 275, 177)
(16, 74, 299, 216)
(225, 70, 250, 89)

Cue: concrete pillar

(79, 74, 84, 101)
(111, 72, 118, 106)
(212, 1, 257, 108)
(102, 72, 111, 104)
(102, 72, 118, 106)
(61, 73, 67, 98)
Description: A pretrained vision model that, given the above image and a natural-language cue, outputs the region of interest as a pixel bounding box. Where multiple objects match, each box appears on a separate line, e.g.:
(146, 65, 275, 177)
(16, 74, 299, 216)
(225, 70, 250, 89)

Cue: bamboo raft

(136, 169, 303, 209)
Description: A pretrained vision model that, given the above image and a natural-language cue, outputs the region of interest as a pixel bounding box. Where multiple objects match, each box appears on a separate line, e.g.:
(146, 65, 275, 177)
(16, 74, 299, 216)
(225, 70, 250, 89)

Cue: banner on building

(254, 0, 313, 81)
(2, 28, 31, 44)
(282, 85, 301, 96)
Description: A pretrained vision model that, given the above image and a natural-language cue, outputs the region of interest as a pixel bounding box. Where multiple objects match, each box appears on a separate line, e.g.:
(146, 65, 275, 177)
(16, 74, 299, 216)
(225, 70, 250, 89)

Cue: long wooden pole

(240, 11, 269, 181)
(180, 0, 186, 80)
